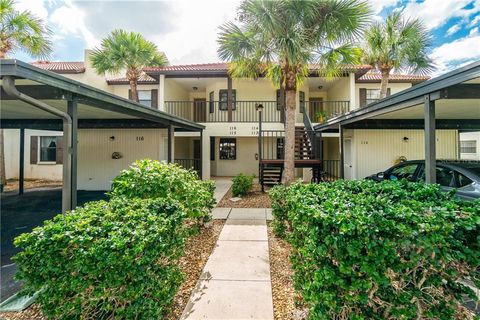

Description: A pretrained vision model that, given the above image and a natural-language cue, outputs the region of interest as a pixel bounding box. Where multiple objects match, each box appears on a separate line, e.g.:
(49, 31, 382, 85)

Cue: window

(418, 166, 456, 187)
(276, 138, 284, 159)
(456, 172, 472, 188)
(219, 138, 236, 160)
(40, 136, 57, 162)
(299, 91, 305, 113)
(388, 163, 419, 181)
(460, 140, 477, 154)
(209, 91, 214, 113)
(138, 90, 152, 107)
(276, 89, 286, 111)
(366, 89, 381, 105)
(219, 89, 236, 110)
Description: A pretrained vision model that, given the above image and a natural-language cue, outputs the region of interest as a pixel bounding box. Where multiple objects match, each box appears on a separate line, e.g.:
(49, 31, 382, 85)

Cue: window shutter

(386, 88, 391, 97)
(359, 88, 367, 107)
(30, 136, 38, 164)
(151, 89, 158, 108)
(56, 136, 63, 164)
(128, 89, 133, 100)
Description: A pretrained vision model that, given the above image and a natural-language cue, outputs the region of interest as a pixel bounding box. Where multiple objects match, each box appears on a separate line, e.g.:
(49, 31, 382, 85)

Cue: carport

(315, 61, 480, 183)
(1, 59, 204, 212)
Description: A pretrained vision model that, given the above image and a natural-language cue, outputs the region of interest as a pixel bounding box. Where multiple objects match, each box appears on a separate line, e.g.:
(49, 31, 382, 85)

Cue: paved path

(181, 208, 274, 320)
(212, 177, 232, 204)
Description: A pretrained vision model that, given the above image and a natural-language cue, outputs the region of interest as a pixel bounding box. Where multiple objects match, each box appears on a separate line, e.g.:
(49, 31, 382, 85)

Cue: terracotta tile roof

(144, 62, 372, 74)
(106, 73, 158, 85)
(30, 61, 85, 74)
(358, 71, 430, 83)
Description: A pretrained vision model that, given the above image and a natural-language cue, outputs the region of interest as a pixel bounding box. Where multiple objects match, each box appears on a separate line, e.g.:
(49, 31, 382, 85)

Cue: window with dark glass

(209, 91, 214, 113)
(276, 89, 286, 111)
(276, 138, 284, 159)
(40, 136, 57, 162)
(219, 138, 236, 160)
(219, 89, 236, 110)
(299, 91, 305, 113)
(460, 140, 477, 154)
(389, 163, 419, 181)
(366, 89, 381, 105)
(138, 90, 152, 107)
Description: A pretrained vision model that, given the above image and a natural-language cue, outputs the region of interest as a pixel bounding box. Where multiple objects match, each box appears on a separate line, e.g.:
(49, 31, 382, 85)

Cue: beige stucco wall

(212, 137, 259, 177)
(327, 77, 350, 102)
(4, 129, 63, 180)
(77, 128, 168, 190)
(351, 129, 459, 179)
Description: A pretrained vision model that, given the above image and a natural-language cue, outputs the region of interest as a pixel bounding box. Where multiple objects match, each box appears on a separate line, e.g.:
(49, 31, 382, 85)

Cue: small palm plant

(0, 0, 52, 187)
(362, 11, 434, 99)
(91, 29, 168, 102)
(218, 0, 370, 184)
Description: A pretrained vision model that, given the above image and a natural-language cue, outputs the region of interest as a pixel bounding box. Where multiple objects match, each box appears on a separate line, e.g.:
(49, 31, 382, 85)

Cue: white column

(349, 72, 356, 111)
(202, 132, 211, 179)
(159, 74, 165, 111)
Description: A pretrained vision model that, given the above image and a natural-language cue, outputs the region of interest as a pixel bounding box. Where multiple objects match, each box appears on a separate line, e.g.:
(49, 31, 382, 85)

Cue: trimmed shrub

(109, 159, 215, 225)
(14, 197, 189, 319)
(231, 173, 254, 197)
(269, 180, 480, 319)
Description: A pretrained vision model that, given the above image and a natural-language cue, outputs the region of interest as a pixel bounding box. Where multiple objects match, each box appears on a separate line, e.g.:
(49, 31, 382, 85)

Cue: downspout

(3, 76, 73, 212)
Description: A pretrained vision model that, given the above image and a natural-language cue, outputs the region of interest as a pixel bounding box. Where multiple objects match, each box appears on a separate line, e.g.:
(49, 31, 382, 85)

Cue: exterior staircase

(294, 126, 313, 160)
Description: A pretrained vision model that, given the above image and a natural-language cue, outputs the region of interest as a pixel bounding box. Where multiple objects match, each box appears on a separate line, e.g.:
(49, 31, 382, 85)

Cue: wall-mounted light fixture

(403, 136, 409, 142)
(109, 136, 115, 141)
(317, 85, 323, 90)
(192, 86, 198, 91)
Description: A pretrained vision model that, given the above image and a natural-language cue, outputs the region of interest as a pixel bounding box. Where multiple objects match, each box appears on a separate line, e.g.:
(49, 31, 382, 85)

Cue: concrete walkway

(212, 177, 232, 204)
(181, 208, 274, 320)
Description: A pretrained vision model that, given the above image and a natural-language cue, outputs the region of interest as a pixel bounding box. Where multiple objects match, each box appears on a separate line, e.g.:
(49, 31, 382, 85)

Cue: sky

(10, 0, 480, 77)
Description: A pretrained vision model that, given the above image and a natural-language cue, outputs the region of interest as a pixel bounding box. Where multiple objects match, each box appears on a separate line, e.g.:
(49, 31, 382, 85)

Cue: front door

(193, 99, 206, 122)
(193, 140, 201, 171)
(344, 138, 353, 180)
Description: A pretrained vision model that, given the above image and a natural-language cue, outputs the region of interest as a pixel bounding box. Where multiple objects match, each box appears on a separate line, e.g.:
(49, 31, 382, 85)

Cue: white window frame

(38, 136, 57, 164)
(366, 89, 381, 105)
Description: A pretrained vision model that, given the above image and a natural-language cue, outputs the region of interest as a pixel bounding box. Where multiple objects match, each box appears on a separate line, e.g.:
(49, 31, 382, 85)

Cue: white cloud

(402, 0, 480, 30)
(368, 0, 400, 14)
(14, 0, 48, 21)
(50, 0, 99, 48)
(446, 24, 461, 36)
(470, 14, 480, 27)
(470, 26, 479, 35)
(431, 34, 480, 75)
(151, 0, 241, 64)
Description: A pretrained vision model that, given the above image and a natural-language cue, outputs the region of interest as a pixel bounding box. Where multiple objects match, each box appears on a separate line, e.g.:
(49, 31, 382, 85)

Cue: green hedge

(269, 180, 479, 319)
(232, 173, 254, 197)
(14, 198, 188, 319)
(109, 159, 215, 225)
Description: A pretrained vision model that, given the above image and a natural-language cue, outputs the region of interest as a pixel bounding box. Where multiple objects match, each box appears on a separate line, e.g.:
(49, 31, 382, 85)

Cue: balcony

(164, 100, 350, 123)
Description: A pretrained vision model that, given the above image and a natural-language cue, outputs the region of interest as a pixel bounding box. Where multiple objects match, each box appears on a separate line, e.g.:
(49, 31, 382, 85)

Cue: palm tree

(362, 11, 434, 99)
(218, 0, 370, 184)
(0, 0, 52, 187)
(91, 29, 168, 102)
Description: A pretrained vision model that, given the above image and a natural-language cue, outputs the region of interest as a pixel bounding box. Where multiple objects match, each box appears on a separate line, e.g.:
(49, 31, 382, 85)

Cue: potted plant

(315, 110, 327, 123)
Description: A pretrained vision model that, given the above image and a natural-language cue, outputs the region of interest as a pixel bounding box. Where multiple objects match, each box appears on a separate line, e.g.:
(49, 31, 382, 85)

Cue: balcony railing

(165, 101, 281, 123)
(174, 158, 201, 175)
(322, 159, 340, 181)
(304, 100, 350, 122)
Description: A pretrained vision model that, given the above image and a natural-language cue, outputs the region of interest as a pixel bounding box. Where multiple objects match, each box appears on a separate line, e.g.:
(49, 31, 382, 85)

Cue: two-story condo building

(4, 50, 460, 190)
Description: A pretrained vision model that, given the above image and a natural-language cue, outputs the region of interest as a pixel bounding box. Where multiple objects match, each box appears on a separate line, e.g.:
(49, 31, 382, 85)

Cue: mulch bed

(267, 224, 307, 320)
(217, 183, 272, 208)
(2, 179, 62, 193)
(1, 220, 225, 320)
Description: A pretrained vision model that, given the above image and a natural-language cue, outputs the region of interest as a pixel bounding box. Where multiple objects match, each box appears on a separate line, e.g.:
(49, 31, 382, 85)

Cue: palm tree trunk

(379, 68, 391, 99)
(129, 79, 139, 103)
(282, 89, 296, 185)
(0, 129, 6, 187)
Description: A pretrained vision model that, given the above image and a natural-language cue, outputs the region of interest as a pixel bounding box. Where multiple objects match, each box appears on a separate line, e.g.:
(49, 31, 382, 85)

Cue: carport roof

(315, 61, 480, 131)
(0, 59, 204, 132)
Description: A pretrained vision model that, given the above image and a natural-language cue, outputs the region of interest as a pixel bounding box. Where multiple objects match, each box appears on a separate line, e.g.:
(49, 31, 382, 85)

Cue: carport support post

(67, 98, 78, 209)
(19, 128, 25, 195)
(424, 95, 436, 184)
